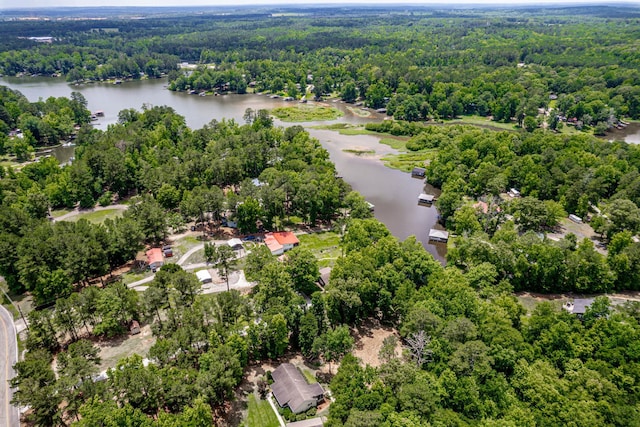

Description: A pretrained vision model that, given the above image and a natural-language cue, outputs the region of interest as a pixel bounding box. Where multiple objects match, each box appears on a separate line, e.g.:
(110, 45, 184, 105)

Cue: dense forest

(2, 5, 640, 427)
(1, 6, 639, 133)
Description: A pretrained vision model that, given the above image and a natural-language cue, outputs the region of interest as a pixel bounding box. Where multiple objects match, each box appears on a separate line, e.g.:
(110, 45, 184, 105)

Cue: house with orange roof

(146, 248, 164, 272)
(264, 231, 300, 255)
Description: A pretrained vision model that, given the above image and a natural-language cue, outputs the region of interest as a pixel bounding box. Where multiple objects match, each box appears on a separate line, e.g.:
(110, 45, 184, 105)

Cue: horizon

(2, 0, 639, 11)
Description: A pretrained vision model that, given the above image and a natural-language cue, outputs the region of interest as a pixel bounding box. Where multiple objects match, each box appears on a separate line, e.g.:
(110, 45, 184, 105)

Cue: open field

(68, 208, 124, 224)
(271, 105, 343, 122)
(448, 115, 518, 131)
(96, 323, 156, 372)
(298, 231, 342, 268)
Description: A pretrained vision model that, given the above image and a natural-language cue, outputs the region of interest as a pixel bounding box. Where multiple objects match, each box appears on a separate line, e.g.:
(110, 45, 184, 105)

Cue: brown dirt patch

(351, 318, 402, 368)
(95, 323, 156, 372)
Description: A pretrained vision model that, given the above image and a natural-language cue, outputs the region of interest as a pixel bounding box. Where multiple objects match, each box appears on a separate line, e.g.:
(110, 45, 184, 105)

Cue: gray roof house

(272, 363, 324, 414)
(562, 298, 594, 316)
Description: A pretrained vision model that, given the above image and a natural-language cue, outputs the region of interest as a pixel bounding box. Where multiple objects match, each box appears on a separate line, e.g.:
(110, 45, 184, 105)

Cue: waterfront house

(418, 193, 435, 205)
(428, 229, 449, 243)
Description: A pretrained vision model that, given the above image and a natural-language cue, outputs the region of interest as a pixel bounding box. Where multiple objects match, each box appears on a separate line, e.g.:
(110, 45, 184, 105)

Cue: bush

(98, 191, 113, 206)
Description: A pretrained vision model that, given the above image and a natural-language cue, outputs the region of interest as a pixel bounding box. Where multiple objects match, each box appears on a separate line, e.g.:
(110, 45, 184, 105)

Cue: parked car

(162, 245, 173, 257)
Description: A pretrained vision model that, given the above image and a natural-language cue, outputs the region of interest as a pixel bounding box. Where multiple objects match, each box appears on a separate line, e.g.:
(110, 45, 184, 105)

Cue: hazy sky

(1, 0, 628, 9)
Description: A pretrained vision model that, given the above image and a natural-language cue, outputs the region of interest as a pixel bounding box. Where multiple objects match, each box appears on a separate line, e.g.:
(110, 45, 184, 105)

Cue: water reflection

(1, 76, 445, 262)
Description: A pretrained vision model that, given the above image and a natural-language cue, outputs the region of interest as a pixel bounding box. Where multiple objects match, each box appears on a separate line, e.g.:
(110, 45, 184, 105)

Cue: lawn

(298, 231, 342, 267)
(69, 208, 123, 224)
(271, 105, 343, 122)
(298, 366, 318, 384)
(122, 270, 152, 285)
(244, 394, 280, 427)
(50, 209, 72, 218)
(448, 115, 519, 131)
(516, 294, 564, 315)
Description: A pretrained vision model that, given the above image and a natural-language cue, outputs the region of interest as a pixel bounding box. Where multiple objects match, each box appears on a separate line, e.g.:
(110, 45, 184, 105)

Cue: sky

(1, 0, 633, 9)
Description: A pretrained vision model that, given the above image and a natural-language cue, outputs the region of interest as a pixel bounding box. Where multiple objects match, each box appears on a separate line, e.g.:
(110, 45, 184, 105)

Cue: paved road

(0, 305, 19, 427)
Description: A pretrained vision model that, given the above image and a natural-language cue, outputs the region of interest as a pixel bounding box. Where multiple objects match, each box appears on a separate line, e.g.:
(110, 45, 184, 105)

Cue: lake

(1, 76, 447, 262)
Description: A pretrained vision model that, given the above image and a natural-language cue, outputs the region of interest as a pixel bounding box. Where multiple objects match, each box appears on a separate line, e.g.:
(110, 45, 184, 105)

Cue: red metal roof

(146, 248, 163, 265)
(272, 231, 300, 245)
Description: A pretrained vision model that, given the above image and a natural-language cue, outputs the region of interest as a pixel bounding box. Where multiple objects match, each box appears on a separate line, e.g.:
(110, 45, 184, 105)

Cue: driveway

(0, 305, 19, 427)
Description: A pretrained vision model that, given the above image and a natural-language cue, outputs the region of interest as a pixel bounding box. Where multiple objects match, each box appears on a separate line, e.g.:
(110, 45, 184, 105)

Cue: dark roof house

(272, 363, 324, 414)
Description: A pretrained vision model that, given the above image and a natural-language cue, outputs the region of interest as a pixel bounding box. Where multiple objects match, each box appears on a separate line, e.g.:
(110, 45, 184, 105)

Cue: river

(1, 76, 447, 262)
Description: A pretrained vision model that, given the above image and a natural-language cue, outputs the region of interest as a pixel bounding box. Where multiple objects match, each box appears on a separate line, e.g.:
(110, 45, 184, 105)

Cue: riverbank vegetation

(271, 105, 343, 122)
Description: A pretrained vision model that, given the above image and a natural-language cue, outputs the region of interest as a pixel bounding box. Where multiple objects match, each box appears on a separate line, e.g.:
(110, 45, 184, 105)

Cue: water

(1, 76, 445, 262)
(607, 123, 640, 144)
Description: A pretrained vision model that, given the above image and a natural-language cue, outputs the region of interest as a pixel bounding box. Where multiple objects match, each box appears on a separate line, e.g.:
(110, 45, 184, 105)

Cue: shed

(318, 267, 332, 287)
(146, 248, 164, 271)
(418, 194, 435, 204)
(569, 214, 583, 224)
(196, 269, 213, 284)
(508, 188, 521, 198)
(411, 167, 426, 178)
(227, 238, 244, 250)
(563, 298, 594, 316)
(272, 363, 324, 414)
(428, 229, 449, 243)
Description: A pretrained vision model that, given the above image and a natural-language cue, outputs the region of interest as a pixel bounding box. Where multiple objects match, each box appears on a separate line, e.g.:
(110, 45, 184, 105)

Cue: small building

(318, 267, 332, 288)
(508, 188, 521, 198)
(129, 320, 141, 335)
(411, 167, 426, 178)
(418, 193, 435, 205)
(428, 229, 449, 243)
(562, 298, 594, 316)
(265, 231, 300, 255)
(196, 269, 213, 284)
(272, 363, 324, 414)
(569, 214, 583, 224)
(146, 248, 164, 271)
(227, 238, 244, 251)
